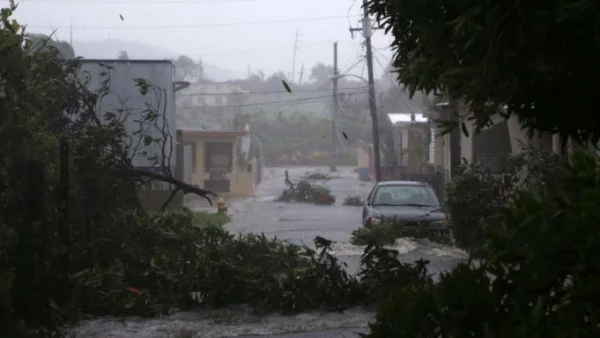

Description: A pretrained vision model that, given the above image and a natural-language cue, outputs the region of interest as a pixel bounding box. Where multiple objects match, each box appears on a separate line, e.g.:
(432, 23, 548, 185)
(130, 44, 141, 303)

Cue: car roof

(375, 180, 430, 187)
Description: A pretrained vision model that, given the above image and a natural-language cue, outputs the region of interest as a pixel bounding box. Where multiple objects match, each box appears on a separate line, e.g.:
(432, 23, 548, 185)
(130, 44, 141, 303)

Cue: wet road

(73, 166, 467, 338)
(226, 167, 467, 277)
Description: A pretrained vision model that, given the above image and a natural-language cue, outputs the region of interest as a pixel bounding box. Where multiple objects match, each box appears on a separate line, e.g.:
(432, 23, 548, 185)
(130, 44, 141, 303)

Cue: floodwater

(72, 166, 467, 338)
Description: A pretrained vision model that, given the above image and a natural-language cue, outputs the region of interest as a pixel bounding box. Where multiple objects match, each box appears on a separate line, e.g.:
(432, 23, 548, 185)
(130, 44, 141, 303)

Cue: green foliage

(364, 152, 600, 338)
(367, 0, 600, 143)
(278, 179, 336, 205)
(358, 245, 430, 304)
(303, 172, 332, 180)
(343, 195, 363, 206)
(74, 209, 355, 316)
(76, 209, 435, 318)
(445, 150, 563, 255)
(192, 211, 230, 229)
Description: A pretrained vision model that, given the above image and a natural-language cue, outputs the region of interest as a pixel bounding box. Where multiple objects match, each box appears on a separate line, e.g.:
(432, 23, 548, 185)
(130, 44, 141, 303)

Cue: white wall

(79, 60, 176, 169)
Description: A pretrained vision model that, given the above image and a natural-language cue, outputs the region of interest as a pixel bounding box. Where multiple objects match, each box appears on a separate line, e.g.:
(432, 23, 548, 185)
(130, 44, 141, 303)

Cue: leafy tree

(118, 50, 129, 60)
(173, 55, 204, 82)
(310, 62, 334, 83)
(27, 33, 75, 59)
(367, 0, 600, 143)
(365, 152, 600, 338)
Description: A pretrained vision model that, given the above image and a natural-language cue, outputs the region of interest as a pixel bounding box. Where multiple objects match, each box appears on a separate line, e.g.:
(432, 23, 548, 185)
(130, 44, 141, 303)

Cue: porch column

(506, 115, 530, 154)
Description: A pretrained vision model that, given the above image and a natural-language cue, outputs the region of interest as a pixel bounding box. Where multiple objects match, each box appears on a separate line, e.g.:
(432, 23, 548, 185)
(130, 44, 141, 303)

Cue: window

(216, 96, 223, 105)
(372, 184, 439, 207)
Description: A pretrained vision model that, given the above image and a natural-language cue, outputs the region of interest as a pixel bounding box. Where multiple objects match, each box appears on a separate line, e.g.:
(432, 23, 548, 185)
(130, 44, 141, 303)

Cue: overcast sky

(10, 0, 394, 78)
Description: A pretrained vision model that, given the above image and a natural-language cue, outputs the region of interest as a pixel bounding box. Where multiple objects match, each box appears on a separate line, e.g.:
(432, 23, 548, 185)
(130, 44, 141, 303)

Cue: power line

(178, 91, 368, 108)
(16, 0, 255, 3)
(27, 15, 361, 30)
(178, 86, 368, 96)
(182, 40, 354, 57)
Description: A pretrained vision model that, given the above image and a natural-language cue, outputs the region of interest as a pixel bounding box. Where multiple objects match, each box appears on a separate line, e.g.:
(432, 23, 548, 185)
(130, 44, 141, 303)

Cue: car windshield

(372, 184, 440, 207)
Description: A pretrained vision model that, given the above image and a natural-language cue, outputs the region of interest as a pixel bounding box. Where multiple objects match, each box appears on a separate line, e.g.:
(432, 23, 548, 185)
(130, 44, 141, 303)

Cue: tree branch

(132, 168, 217, 205)
(161, 187, 181, 211)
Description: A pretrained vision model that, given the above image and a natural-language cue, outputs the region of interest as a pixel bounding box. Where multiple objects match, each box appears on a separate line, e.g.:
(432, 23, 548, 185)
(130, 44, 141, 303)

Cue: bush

(303, 172, 332, 180)
(278, 179, 336, 205)
(364, 152, 600, 338)
(72, 209, 432, 320)
(192, 211, 230, 228)
(343, 195, 363, 206)
(445, 149, 563, 255)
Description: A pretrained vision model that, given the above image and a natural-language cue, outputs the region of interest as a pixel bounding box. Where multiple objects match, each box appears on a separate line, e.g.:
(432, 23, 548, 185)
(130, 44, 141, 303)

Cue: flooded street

(72, 166, 467, 338)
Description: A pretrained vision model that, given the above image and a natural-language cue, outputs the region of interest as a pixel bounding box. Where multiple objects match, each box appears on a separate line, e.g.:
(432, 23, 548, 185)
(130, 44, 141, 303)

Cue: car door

(362, 185, 377, 223)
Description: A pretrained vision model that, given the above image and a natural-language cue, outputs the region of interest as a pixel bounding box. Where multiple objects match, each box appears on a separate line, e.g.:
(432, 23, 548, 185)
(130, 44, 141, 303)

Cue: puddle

(72, 307, 374, 338)
(330, 237, 418, 256)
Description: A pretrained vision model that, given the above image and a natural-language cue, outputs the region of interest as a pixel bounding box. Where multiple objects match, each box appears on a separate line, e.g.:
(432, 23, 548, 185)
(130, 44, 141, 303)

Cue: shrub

(343, 195, 363, 206)
(445, 149, 563, 255)
(192, 211, 230, 228)
(364, 152, 600, 338)
(303, 172, 331, 180)
(278, 178, 336, 205)
(72, 208, 434, 321)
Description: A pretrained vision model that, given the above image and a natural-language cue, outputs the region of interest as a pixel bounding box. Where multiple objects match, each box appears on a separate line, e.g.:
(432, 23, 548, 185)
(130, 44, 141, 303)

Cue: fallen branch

(132, 168, 217, 205)
(284, 169, 295, 193)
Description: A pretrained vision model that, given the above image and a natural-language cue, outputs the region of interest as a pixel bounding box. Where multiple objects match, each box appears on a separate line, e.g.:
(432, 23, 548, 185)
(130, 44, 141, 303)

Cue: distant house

(178, 124, 262, 197)
(79, 59, 192, 210)
(423, 97, 559, 181)
(180, 82, 250, 107)
(387, 113, 432, 174)
(357, 113, 433, 181)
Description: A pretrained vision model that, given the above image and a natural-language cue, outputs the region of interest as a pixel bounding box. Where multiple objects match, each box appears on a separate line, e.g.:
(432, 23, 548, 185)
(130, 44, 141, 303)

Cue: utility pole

(291, 29, 300, 83)
(298, 63, 305, 85)
(331, 42, 339, 172)
(350, 0, 383, 181)
(69, 18, 73, 46)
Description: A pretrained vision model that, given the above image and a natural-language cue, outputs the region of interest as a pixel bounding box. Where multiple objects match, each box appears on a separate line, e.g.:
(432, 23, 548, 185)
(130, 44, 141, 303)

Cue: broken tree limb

(161, 187, 181, 211)
(284, 169, 295, 193)
(132, 168, 217, 206)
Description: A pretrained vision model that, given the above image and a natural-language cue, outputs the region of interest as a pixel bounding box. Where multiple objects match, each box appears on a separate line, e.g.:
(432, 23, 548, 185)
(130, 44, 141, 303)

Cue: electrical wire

(16, 0, 256, 3)
(178, 86, 368, 96)
(27, 14, 361, 30)
(192, 40, 353, 58)
(178, 91, 368, 109)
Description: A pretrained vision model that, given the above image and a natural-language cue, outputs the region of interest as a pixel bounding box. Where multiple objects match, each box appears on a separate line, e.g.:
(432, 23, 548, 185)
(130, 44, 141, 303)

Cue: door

(204, 142, 232, 192)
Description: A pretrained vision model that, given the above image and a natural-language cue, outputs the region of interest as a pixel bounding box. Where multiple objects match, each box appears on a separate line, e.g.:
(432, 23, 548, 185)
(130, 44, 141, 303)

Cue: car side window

(366, 186, 377, 204)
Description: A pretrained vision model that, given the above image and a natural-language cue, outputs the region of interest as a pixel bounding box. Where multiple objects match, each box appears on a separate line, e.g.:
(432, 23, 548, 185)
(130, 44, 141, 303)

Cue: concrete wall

(79, 60, 176, 169)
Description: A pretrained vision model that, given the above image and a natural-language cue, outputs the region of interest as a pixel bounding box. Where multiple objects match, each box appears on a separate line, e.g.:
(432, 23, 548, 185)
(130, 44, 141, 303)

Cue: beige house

(181, 82, 250, 107)
(387, 113, 432, 174)
(178, 128, 260, 197)
(424, 97, 562, 180)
